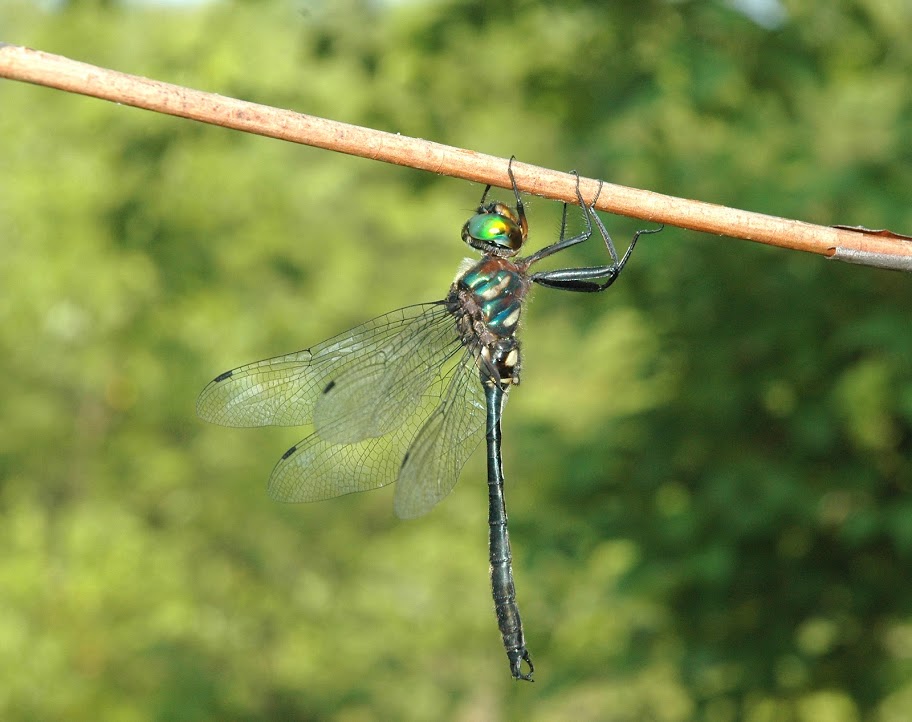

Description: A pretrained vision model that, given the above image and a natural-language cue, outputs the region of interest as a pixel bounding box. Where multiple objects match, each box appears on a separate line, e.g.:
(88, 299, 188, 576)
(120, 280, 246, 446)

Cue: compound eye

(465, 213, 523, 251)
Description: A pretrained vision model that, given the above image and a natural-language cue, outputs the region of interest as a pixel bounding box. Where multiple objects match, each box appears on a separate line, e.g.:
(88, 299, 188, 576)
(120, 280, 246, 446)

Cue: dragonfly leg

(506, 156, 527, 238)
(521, 171, 595, 266)
(527, 174, 663, 292)
(530, 224, 663, 292)
(477, 157, 527, 221)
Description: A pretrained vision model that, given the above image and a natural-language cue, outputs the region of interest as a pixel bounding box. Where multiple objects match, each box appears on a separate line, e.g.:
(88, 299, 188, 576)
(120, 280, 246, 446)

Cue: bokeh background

(3, 1, 912, 720)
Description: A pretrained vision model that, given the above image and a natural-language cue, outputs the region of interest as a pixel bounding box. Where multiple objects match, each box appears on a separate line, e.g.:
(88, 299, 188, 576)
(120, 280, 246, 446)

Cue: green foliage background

(3, 0, 912, 719)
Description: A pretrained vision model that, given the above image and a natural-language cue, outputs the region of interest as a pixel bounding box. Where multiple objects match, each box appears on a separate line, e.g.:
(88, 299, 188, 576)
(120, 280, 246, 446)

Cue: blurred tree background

(2, 0, 912, 719)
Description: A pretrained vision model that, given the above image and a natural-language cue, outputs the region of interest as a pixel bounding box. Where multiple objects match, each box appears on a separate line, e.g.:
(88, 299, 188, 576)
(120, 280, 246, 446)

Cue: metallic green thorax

(458, 257, 528, 336)
(446, 255, 531, 389)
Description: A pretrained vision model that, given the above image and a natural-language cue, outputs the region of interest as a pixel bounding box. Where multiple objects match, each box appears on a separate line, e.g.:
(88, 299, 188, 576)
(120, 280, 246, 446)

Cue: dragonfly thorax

(447, 255, 530, 388)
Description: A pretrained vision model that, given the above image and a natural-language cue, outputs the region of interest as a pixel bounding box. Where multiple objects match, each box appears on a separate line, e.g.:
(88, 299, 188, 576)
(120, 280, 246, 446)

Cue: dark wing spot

(323, 379, 336, 394)
(214, 370, 234, 383)
(400, 451, 410, 469)
(281, 445, 297, 460)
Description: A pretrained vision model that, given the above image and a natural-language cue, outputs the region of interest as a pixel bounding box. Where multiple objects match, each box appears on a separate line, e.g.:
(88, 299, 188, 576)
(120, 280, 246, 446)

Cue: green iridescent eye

(467, 214, 520, 250)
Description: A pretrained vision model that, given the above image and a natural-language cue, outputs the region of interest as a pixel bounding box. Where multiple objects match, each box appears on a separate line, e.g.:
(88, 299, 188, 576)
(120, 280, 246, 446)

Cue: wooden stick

(2, 43, 910, 269)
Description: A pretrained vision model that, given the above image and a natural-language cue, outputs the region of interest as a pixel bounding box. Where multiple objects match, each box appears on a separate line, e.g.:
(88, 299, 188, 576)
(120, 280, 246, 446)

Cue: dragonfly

(197, 160, 662, 681)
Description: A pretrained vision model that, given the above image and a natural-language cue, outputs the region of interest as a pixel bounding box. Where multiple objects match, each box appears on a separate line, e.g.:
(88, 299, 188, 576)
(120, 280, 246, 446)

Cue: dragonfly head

(462, 202, 527, 257)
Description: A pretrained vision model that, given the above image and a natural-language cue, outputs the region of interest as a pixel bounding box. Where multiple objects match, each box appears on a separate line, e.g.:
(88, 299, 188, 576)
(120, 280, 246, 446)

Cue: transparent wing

(196, 303, 451, 429)
(313, 306, 465, 444)
(394, 350, 487, 519)
(268, 349, 471, 503)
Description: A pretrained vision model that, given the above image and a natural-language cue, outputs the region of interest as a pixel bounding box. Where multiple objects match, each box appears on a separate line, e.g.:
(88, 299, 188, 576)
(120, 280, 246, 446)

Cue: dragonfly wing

(268, 429, 408, 502)
(269, 356, 455, 502)
(314, 305, 463, 444)
(394, 351, 486, 519)
(197, 303, 447, 428)
(197, 349, 317, 427)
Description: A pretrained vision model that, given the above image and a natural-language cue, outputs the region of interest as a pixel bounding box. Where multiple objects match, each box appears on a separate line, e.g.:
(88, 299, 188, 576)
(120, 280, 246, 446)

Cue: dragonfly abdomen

(485, 382, 533, 681)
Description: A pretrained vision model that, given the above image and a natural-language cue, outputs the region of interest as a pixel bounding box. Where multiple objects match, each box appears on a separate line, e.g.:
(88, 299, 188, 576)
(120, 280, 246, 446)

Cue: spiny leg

(506, 156, 526, 232)
(529, 178, 663, 292)
(521, 171, 594, 266)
